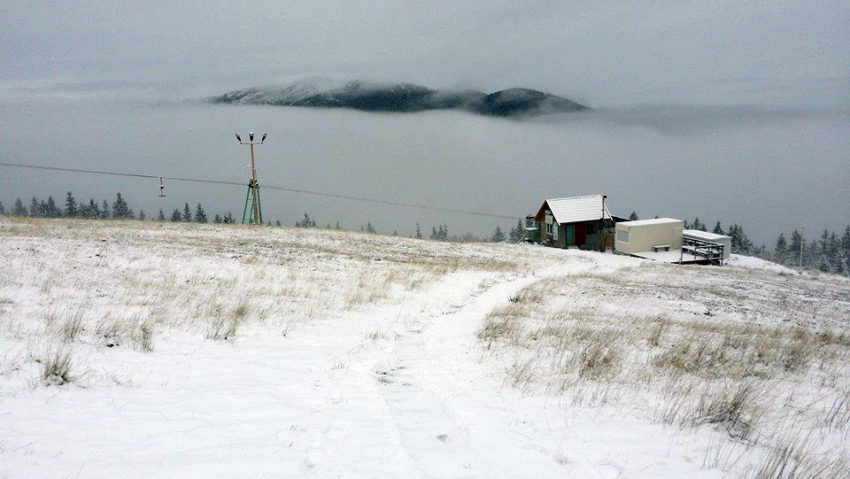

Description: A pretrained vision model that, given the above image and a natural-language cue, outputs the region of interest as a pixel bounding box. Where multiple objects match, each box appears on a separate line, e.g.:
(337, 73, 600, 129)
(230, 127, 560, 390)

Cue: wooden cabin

(533, 195, 620, 251)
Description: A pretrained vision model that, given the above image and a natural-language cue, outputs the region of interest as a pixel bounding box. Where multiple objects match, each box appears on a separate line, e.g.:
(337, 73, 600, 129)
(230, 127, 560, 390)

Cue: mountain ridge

(210, 79, 589, 117)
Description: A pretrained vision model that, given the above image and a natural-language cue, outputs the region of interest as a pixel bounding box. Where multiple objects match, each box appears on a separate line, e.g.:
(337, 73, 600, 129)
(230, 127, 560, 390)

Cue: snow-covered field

(1, 218, 848, 478)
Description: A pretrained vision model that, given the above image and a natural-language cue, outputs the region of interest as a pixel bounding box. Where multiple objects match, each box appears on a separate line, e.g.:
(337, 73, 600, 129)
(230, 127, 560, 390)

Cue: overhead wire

(0, 161, 517, 220)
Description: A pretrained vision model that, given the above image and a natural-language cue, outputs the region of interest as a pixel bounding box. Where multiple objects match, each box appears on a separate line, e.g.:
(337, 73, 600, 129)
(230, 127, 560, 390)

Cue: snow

(683, 229, 729, 241)
(620, 217, 682, 227)
(1, 218, 848, 478)
(727, 254, 796, 274)
(540, 195, 613, 224)
(630, 248, 702, 263)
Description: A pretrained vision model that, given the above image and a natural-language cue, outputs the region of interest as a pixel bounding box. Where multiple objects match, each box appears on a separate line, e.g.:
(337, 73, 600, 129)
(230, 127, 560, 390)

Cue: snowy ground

(1, 218, 848, 478)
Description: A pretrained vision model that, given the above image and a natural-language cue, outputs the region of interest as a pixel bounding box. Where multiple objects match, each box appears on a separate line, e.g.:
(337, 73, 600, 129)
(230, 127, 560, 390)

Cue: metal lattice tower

(235, 131, 267, 224)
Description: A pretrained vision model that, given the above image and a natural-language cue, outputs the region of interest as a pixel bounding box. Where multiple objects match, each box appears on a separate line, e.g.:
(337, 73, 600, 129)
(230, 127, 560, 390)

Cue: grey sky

(1, 2, 848, 245)
(2, 1, 848, 106)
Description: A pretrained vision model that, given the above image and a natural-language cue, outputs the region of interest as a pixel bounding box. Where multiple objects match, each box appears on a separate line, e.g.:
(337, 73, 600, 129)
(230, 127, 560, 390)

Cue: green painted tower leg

(242, 182, 252, 224)
(256, 185, 263, 224)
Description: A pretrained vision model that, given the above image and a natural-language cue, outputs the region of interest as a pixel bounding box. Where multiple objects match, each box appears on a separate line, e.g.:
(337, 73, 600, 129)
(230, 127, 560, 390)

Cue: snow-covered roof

(619, 218, 682, 227)
(537, 195, 612, 224)
(683, 229, 730, 241)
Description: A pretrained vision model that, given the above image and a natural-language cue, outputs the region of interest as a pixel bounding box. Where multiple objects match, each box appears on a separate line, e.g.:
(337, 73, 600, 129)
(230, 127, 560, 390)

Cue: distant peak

(210, 79, 589, 118)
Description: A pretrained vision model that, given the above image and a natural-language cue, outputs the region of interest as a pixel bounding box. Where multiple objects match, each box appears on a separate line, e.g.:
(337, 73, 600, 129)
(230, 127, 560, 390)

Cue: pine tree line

(3, 193, 240, 225)
(772, 227, 850, 276)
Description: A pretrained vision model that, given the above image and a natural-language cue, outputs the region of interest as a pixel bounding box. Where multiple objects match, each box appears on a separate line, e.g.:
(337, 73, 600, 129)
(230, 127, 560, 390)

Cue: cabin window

(545, 222, 553, 235)
(587, 223, 597, 234)
(617, 230, 629, 243)
(552, 223, 559, 241)
(525, 218, 537, 229)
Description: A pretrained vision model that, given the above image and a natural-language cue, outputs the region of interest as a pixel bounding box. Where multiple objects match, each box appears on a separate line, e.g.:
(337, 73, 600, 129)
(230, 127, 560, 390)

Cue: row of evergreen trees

(3, 193, 136, 220)
(0, 193, 238, 225)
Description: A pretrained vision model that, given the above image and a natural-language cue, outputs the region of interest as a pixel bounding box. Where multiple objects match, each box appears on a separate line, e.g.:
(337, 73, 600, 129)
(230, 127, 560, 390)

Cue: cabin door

(575, 223, 586, 245)
(566, 225, 575, 245)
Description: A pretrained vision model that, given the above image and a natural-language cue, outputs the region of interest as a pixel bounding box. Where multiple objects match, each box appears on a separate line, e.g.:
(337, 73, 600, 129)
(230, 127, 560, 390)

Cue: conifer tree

(789, 230, 803, 266)
(842, 226, 850, 268)
(101, 200, 110, 219)
(712, 222, 724, 235)
(275, 220, 282, 227)
(112, 193, 133, 219)
(296, 213, 316, 227)
(365, 222, 376, 233)
(774, 233, 788, 264)
(415, 223, 423, 239)
(29, 197, 40, 217)
(158, 209, 166, 221)
(628, 211, 639, 221)
(182, 203, 192, 222)
(431, 226, 438, 240)
(138, 210, 146, 221)
(13, 198, 26, 216)
(0, 201, 5, 216)
(171, 208, 182, 222)
(64, 192, 78, 217)
(692, 217, 706, 231)
(223, 212, 234, 224)
(214, 214, 222, 224)
(509, 219, 524, 242)
(194, 203, 208, 223)
(491, 226, 505, 242)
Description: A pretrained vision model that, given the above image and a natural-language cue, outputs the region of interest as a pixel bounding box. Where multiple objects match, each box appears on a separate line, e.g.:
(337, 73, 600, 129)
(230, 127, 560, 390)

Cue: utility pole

(235, 131, 267, 224)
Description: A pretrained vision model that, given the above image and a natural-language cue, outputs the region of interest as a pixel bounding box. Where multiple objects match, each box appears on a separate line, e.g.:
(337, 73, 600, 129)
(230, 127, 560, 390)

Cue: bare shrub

(746, 434, 849, 479)
(693, 382, 761, 441)
(575, 340, 621, 380)
(39, 347, 75, 386)
(822, 390, 850, 431)
(58, 312, 84, 342)
(130, 318, 155, 352)
(647, 317, 669, 347)
(478, 316, 522, 343)
(96, 316, 124, 348)
(206, 300, 247, 341)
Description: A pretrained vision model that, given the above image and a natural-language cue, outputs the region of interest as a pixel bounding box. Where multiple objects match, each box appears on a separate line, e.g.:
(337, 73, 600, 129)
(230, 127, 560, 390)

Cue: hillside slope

(1, 218, 848, 478)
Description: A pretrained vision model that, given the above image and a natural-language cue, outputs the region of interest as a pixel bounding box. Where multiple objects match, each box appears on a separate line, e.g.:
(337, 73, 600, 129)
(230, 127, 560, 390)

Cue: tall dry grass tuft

(39, 346, 75, 386)
(206, 299, 249, 341)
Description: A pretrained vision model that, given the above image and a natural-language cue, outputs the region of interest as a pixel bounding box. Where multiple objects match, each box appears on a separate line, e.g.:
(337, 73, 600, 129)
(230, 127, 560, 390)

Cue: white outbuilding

(615, 218, 684, 255)
(614, 218, 731, 265)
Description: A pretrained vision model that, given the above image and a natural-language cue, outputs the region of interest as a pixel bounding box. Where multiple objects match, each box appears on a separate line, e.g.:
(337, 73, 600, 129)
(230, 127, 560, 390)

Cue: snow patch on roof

(542, 195, 612, 224)
(683, 229, 729, 241)
(619, 218, 682, 227)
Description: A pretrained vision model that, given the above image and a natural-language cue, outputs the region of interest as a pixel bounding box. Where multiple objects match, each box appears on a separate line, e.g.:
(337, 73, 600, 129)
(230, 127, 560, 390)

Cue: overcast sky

(2, 1, 848, 107)
(1, 2, 848, 244)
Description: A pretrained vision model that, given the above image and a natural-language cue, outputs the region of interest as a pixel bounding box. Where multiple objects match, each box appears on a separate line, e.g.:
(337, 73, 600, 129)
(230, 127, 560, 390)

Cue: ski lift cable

(0, 161, 517, 220)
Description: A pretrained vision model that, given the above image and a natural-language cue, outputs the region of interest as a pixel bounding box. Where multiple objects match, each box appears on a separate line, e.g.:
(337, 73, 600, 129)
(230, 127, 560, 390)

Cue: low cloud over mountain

(211, 78, 588, 118)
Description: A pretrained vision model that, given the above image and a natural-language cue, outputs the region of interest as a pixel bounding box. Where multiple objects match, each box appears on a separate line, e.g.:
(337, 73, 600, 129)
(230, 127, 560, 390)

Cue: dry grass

(479, 266, 850, 477)
(37, 346, 75, 386)
(0, 217, 541, 389)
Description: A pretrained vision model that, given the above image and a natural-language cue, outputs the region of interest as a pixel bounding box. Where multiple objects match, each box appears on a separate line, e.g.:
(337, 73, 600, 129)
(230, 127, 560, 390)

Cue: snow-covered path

(2, 254, 739, 478)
